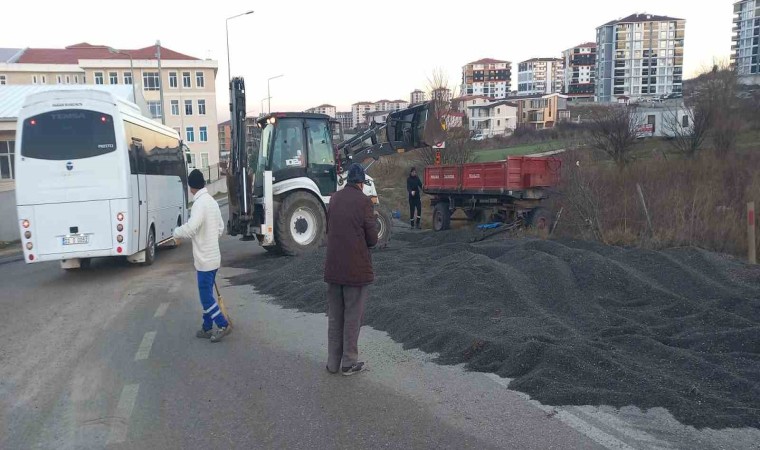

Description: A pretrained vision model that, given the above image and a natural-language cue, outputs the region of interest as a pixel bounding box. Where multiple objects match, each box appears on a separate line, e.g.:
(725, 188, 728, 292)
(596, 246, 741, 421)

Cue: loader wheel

(433, 202, 451, 232)
(526, 207, 553, 233)
(374, 207, 392, 249)
(275, 192, 326, 256)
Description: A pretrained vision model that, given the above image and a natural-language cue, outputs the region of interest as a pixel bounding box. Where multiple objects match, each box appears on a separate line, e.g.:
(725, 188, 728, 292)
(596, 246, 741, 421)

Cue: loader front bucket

(385, 101, 446, 152)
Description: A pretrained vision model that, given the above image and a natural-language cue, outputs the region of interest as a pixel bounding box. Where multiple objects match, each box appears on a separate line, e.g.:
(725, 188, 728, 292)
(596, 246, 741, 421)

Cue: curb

(0, 252, 23, 266)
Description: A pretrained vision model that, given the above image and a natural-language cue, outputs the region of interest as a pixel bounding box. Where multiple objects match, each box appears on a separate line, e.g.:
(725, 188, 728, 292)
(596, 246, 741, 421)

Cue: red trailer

(424, 156, 561, 231)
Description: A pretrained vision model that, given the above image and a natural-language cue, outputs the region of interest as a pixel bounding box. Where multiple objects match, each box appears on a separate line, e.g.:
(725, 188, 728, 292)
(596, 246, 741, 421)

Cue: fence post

(636, 183, 653, 237)
(749, 202, 756, 265)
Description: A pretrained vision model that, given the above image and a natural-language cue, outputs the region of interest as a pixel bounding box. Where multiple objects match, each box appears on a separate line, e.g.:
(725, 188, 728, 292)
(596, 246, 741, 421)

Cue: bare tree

(688, 60, 742, 154)
(415, 68, 472, 166)
(587, 104, 643, 171)
(663, 101, 711, 158)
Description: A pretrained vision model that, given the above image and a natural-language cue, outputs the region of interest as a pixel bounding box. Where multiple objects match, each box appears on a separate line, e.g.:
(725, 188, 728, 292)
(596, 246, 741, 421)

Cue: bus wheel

(144, 228, 156, 266)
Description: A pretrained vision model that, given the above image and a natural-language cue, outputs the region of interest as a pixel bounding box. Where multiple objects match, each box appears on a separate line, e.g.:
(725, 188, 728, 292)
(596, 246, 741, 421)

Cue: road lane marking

(134, 331, 157, 361)
(484, 374, 638, 450)
(154, 302, 170, 318)
(106, 384, 140, 445)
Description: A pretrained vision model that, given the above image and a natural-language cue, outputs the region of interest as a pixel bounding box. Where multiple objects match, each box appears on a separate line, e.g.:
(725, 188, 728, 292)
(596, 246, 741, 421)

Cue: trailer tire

(526, 207, 553, 233)
(275, 191, 326, 256)
(433, 202, 451, 232)
(374, 207, 392, 249)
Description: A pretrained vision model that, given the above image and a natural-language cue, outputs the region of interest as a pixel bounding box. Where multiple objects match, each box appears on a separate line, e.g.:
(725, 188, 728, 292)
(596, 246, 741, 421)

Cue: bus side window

(129, 138, 142, 174)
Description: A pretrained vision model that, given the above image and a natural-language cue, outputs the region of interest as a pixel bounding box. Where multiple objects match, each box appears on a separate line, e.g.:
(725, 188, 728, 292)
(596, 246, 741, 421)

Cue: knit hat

(347, 163, 365, 184)
(188, 169, 205, 189)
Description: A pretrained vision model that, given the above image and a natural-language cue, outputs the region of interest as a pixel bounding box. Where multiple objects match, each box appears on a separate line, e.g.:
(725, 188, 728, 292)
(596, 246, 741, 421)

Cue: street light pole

(155, 40, 166, 125)
(267, 74, 284, 113)
(108, 47, 136, 103)
(261, 97, 270, 117)
(225, 10, 254, 85)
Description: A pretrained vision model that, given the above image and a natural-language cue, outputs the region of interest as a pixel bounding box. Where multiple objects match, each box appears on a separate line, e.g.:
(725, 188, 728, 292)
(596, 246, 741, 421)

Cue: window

(109, 72, 118, 84)
(148, 101, 162, 119)
(57, 75, 62, 84)
(66, 76, 70, 84)
(143, 72, 160, 91)
(169, 72, 178, 88)
(75, 75, 80, 83)
(124, 72, 132, 85)
(0, 75, 6, 85)
(184, 100, 193, 115)
(198, 99, 206, 115)
(182, 71, 191, 88)
(200, 126, 208, 142)
(186, 127, 195, 142)
(95, 72, 104, 85)
(196, 71, 205, 88)
(200, 152, 209, 169)
(41, 75, 46, 84)
(682, 115, 689, 128)
(272, 118, 305, 171)
(0, 141, 15, 180)
(21, 110, 116, 160)
(171, 100, 179, 116)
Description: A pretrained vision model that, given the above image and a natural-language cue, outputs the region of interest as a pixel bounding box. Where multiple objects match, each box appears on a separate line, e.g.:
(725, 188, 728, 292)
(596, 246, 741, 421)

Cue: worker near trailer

(324, 163, 378, 376)
(173, 169, 232, 343)
(407, 167, 423, 229)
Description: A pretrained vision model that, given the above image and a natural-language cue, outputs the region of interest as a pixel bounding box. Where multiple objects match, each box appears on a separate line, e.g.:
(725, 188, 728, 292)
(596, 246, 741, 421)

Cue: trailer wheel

(433, 203, 451, 232)
(374, 207, 392, 249)
(526, 207, 553, 233)
(275, 191, 326, 256)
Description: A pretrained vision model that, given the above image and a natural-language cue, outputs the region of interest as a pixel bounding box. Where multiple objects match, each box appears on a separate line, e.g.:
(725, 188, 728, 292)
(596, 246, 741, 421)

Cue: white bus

(15, 89, 188, 269)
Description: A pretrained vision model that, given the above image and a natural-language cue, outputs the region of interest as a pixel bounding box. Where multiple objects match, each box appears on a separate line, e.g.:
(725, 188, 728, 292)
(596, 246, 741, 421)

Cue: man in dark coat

(324, 163, 378, 376)
(407, 167, 423, 229)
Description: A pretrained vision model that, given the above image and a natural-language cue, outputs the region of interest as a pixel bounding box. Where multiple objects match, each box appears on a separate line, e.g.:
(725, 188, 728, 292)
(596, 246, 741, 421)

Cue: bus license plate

(63, 235, 88, 245)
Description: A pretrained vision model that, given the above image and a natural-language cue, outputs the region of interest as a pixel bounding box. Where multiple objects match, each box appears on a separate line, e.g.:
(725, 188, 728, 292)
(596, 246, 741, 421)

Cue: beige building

(461, 58, 512, 99)
(305, 104, 336, 117)
(514, 93, 570, 129)
(517, 58, 565, 95)
(0, 43, 220, 169)
(351, 99, 410, 127)
(410, 89, 426, 104)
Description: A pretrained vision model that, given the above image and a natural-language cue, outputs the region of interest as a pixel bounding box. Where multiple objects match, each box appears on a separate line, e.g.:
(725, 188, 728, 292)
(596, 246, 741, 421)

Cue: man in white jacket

(174, 169, 231, 342)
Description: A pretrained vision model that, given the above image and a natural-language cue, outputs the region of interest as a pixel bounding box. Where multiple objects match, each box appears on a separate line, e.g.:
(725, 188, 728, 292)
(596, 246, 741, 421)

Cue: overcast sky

(4, 0, 735, 120)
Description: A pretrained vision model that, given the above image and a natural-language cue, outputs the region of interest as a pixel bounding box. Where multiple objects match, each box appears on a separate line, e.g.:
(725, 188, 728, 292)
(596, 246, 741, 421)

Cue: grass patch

(471, 140, 567, 162)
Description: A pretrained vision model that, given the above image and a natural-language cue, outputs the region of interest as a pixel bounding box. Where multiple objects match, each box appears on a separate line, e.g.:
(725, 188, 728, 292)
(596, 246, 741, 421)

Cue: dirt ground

(228, 227, 760, 430)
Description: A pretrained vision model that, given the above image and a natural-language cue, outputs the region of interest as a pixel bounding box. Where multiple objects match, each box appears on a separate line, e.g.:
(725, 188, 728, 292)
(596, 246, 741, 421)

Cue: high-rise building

(596, 14, 686, 102)
(305, 104, 336, 118)
(732, 0, 760, 82)
(461, 58, 512, 99)
(410, 89, 426, 104)
(335, 111, 353, 130)
(517, 58, 565, 95)
(562, 43, 597, 101)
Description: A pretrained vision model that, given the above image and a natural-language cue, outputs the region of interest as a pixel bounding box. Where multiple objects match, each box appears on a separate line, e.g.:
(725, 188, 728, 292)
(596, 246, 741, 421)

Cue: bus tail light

(24, 231, 31, 239)
(28, 254, 35, 261)
(26, 242, 33, 250)
(116, 247, 123, 254)
(117, 224, 123, 232)
(117, 212, 124, 222)
(116, 235, 123, 243)
(22, 219, 30, 228)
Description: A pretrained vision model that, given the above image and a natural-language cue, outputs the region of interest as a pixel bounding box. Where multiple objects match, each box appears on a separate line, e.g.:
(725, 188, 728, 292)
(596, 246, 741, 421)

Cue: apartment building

(596, 14, 686, 102)
(351, 99, 410, 127)
(517, 58, 565, 95)
(732, 0, 760, 83)
(305, 104, 336, 118)
(218, 120, 231, 152)
(513, 93, 570, 129)
(431, 87, 452, 102)
(410, 89, 426, 104)
(336, 111, 353, 130)
(0, 42, 220, 168)
(562, 43, 597, 101)
(461, 58, 512, 99)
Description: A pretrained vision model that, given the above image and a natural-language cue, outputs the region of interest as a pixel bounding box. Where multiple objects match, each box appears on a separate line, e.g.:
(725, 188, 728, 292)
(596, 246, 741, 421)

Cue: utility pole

(155, 40, 166, 125)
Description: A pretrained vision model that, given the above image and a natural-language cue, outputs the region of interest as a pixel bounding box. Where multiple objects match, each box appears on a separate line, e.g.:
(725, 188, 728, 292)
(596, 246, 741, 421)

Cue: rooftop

(0, 48, 24, 63)
(521, 57, 564, 64)
(466, 58, 510, 66)
(16, 42, 200, 64)
(602, 13, 684, 26)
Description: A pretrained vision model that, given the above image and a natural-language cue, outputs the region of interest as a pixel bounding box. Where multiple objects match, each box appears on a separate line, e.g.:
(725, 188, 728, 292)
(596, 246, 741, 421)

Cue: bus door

(129, 138, 149, 251)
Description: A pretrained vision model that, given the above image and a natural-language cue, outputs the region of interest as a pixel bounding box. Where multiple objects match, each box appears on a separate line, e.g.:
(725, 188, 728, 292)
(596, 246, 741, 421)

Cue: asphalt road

(0, 206, 757, 449)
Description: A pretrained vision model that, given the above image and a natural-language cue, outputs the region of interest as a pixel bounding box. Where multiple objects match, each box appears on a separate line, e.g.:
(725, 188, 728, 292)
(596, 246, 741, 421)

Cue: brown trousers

(327, 283, 368, 372)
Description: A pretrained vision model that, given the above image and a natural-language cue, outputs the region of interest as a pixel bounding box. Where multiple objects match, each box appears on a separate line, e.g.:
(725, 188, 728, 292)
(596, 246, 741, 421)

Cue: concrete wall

(0, 188, 18, 242)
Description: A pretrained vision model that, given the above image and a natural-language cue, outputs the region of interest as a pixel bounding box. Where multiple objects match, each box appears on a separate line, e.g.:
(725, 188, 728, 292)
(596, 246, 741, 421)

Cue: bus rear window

(21, 109, 117, 160)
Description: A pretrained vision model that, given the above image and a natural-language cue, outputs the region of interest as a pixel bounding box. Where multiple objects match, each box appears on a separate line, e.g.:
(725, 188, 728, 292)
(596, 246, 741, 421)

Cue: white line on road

(484, 374, 638, 450)
(106, 383, 140, 445)
(154, 302, 170, 318)
(134, 331, 157, 361)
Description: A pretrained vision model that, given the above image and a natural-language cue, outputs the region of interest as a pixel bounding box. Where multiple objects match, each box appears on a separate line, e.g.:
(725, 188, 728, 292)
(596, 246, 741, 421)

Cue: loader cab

(254, 113, 337, 197)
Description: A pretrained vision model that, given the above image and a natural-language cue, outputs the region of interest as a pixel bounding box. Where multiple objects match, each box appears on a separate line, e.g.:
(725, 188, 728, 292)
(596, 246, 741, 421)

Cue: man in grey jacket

(174, 169, 231, 342)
